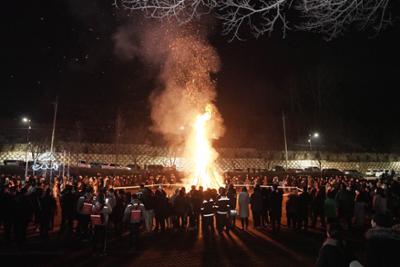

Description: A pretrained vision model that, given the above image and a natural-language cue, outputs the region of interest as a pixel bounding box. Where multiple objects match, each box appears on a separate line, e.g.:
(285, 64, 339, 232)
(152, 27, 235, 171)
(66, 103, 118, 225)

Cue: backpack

(130, 204, 142, 223)
(81, 199, 93, 215)
(90, 204, 105, 226)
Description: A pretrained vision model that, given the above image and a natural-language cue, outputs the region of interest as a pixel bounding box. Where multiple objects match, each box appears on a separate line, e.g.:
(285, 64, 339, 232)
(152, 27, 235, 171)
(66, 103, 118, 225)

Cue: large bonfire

(186, 104, 224, 189)
(115, 22, 225, 189)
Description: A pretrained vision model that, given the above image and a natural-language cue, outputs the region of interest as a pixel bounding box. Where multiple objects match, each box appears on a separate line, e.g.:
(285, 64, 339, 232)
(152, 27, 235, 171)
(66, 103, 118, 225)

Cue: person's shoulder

(366, 227, 400, 241)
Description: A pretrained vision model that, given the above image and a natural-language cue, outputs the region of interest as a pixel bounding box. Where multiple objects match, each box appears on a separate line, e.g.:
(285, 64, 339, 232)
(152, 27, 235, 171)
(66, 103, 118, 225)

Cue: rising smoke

(113, 20, 225, 163)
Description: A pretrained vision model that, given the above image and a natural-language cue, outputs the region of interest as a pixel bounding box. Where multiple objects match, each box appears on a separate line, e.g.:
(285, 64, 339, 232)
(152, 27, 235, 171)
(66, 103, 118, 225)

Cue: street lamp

(308, 132, 319, 151)
(21, 117, 32, 178)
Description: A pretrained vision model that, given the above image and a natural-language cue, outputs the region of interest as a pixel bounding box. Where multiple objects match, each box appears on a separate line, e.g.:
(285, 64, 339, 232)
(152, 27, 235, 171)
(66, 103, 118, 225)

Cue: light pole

(49, 97, 58, 187)
(308, 132, 319, 151)
(282, 112, 288, 169)
(22, 117, 32, 179)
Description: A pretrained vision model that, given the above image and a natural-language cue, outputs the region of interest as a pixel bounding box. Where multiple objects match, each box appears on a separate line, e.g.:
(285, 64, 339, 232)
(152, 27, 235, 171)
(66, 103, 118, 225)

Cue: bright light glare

(186, 105, 223, 189)
(313, 132, 319, 138)
(22, 117, 29, 123)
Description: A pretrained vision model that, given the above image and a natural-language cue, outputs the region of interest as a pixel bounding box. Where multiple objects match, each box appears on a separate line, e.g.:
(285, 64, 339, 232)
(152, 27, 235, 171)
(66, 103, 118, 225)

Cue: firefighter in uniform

(215, 188, 230, 234)
(201, 191, 215, 234)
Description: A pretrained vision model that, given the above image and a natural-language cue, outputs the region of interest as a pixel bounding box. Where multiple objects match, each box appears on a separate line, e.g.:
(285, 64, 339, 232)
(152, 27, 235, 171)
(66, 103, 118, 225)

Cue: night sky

(2, 1, 400, 152)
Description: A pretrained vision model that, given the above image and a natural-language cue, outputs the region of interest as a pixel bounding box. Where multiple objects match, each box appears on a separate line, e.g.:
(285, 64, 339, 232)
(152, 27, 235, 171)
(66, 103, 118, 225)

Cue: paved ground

(1, 222, 330, 267)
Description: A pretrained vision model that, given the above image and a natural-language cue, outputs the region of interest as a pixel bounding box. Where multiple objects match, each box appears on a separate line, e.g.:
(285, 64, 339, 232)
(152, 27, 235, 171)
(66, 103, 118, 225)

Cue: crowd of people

(0, 172, 399, 266)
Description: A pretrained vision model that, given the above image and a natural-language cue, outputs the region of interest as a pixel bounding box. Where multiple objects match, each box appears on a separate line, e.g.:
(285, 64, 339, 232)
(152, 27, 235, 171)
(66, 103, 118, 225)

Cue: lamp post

(22, 117, 32, 179)
(308, 132, 319, 151)
(282, 112, 288, 169)
(49, 97, 58, 187)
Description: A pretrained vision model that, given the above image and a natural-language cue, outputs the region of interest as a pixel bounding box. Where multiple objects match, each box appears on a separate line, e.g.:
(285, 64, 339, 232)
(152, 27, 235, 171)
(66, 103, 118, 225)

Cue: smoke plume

(113, 20, 224, 168)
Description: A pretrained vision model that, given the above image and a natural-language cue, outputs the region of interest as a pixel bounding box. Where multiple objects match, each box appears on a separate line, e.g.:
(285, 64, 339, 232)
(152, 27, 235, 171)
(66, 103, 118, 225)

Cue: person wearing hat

(215, 187, 230, 233)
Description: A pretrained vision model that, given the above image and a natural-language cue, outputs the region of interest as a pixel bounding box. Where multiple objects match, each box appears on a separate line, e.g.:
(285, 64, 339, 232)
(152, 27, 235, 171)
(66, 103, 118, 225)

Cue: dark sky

(2, 0, 400, 152)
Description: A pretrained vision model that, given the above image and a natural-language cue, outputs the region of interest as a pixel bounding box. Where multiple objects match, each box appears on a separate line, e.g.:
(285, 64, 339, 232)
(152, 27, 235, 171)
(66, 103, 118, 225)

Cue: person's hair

(242, 187, 247, 192)
(131, 193, 137, 200)
(327, 223, 342, 240)
(373, 213, 392, 227)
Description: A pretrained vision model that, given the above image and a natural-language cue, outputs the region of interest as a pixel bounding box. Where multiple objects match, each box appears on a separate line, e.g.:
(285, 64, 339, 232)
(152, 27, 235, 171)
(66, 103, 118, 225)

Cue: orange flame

(186, 104, 223, 189)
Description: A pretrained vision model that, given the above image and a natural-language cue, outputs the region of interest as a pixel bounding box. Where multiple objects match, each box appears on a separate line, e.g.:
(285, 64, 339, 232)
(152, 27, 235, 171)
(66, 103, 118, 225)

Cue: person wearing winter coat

(59, 185, 75, 239)
(39, 187, 56, 240)
(91, 193, 112, 255)
(227, 184, 237, 228)
(286, 192, 299, 229)
(372, 188, 387, 215)
(76, 186, 93, 240)
(154, 188, 168, 232)
(269, 184, 283, 232)
(123, 193, 145, 248)
(174, 188, 190, 229)
(13, 187, 33, 249)
(353, 190, 367, 229)
(261, 187, 271, 227)
(324, 190, 338, 224)
(215, 188, 231, 234)
(311, 186, 326, 228)
(335, 184, 355, 229)
(142, 187, 155, 232)
(238, 187, 250, 230)
(365, 213, 400, 267)
(250, 185, 263, 228)
(298, 187, 311, 231)
(316, 223, 353, 267)
(201, 190, 216, 234)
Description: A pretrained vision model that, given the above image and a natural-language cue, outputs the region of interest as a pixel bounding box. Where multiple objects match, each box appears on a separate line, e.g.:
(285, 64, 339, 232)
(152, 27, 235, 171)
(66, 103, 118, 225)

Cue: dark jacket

(269, 189, 283, 217)
(215, 196, 230, 214)
(250, 190, 263, 212)
(316, 239, 349, 267)
(154, 190, 169, 218)
(174, 193, 189, 215)
(201, 198, 215, 216)
(365, 227, 400, 267)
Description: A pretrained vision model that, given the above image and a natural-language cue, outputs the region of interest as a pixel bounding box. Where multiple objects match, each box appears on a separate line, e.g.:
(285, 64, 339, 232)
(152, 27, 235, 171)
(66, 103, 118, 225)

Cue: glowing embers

(187, 105, 223, 189)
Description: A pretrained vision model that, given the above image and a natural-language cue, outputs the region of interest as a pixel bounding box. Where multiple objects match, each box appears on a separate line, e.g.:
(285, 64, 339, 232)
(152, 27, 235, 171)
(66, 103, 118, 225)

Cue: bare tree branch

(114, 0, 218, 23)
(114, 0, 393, 40)
(296, 0, 392, 40)
(217, 0, 291, 40)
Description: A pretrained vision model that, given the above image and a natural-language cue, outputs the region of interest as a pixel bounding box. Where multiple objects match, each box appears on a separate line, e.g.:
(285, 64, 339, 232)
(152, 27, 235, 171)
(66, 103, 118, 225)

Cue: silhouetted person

(269, 184, 283, 232)
(59, 185, 75, 240)
(238, 187, 250, 230)
(316, 223, 352, 267)
(174, 188, 189, 228)
(14, 188, 33, 249)
(365, 213, 400, 267)
(154, 188, 168, 232)
(215, 187, 230, 234)
(298, 187, 311, 231)
(251, 185, 263, 228)
(286, 193, 299, 229)
(39, 187, 56, 240)
(123, 193, 145, 249)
